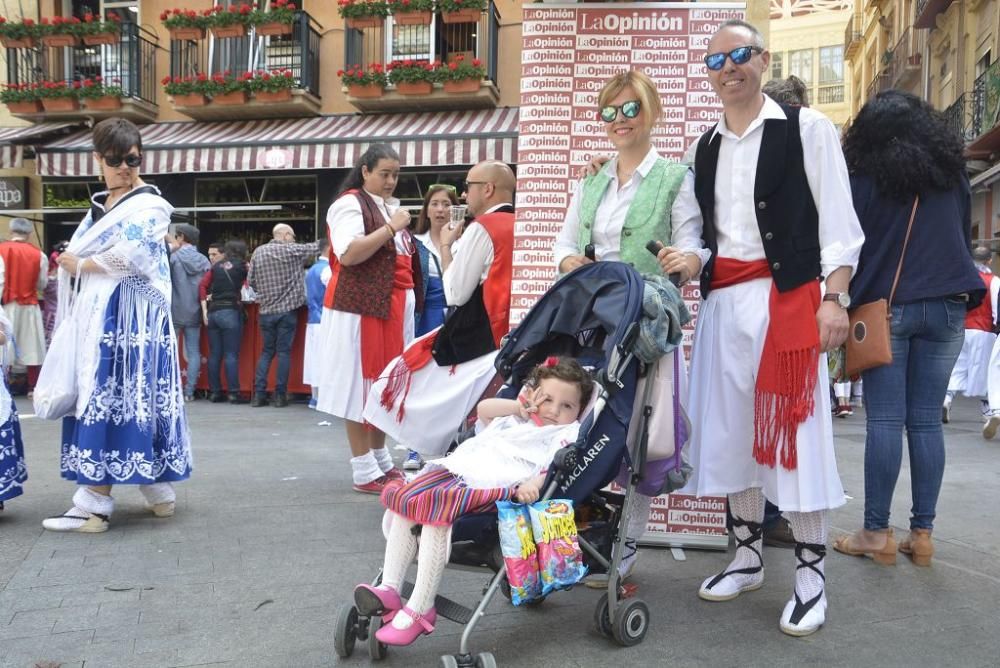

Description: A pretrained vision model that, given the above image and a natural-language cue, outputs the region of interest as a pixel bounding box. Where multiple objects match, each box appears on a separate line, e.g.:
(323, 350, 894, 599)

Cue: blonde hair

(598, 70, 663, 131)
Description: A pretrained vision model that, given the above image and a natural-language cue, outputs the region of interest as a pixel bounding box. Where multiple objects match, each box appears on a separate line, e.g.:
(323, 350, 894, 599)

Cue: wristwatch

(823, 292, 851, 309)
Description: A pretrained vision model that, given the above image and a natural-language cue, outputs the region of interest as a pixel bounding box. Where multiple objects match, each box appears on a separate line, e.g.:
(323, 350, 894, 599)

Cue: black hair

(223, 239, 248, 262)
(317, 236, 330, 254)
(208, 241, 225, 253)
(842, 90, 966, 202)
(339, 144, 400, 195)
(92, 117, 142, 158)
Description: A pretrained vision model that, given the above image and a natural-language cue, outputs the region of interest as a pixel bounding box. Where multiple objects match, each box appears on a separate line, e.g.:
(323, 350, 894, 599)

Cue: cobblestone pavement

(1, 396, 998, 667)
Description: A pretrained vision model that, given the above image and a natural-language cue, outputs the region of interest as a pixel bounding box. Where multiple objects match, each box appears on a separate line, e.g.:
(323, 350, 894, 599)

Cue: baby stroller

(334, 262, 685, 667)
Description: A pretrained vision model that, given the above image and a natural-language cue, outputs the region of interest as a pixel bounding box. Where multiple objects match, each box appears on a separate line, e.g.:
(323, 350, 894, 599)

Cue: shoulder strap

(888, 195, 920, 306)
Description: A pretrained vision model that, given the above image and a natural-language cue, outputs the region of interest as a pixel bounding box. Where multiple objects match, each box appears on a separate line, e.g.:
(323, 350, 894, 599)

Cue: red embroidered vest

(477, 211, 515, 346)
(966, 270, 994, 332)
(0, 241, 41, 306)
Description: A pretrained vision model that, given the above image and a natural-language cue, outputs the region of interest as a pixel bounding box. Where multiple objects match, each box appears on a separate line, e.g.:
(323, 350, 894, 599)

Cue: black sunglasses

(599, 99, 641, 123)
(704, 45, 763, 71)
(103, 153, 142, 168)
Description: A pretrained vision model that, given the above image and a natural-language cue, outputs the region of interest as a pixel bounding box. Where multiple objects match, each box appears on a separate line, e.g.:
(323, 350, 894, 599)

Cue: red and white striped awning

(36, 108, 520, 177)
(0, 122, 82, 170)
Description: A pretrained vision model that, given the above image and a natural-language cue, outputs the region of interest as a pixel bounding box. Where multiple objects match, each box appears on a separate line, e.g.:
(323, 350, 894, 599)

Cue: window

(818, 45, 844, 104)
(770, 52, 783, 80)
(789, 49, 813, 84)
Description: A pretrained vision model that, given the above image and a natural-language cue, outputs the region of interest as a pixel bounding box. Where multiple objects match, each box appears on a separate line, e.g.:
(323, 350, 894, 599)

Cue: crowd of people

(0, 17, 992, 651)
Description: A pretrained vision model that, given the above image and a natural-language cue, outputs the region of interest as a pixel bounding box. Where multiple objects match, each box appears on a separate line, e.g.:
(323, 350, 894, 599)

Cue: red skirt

(381, 468, 514, 526)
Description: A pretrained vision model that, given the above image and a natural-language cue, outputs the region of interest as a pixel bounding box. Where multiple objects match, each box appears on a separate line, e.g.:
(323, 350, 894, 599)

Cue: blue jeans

(860, 297, 965, 532)
(255, 310, 297, 394)
(207, 308, 243, 394)
(179, 324, 202, 397)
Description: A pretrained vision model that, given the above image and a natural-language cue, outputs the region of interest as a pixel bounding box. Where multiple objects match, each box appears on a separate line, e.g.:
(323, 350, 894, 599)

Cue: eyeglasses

(428, 183, 457, 194)
(103, 153, 142, 168)
(703, 45, 763, 71)
(464, 180, 488, 189)
(599, 99, 641, 123)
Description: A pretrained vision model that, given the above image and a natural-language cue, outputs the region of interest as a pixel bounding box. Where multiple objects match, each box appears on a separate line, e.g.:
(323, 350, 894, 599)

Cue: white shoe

(42, 507, 109, 533)
(697, 570, 764, 601)
(984, 415, 1000, 440)
(403, 450, 423, 471)
(779, 592, 827, 637)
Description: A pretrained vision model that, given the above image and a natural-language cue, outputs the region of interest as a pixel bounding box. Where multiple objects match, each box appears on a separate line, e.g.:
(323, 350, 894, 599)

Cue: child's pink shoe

(353, 584, 402, 617)
(375, 607, 437, 646)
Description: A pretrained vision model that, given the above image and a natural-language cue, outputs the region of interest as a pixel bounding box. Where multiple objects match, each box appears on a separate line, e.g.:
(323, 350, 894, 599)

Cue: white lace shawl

(427, 415, 581, 490)
(0, 308, 12, 426)
(58, 188, 179, 423)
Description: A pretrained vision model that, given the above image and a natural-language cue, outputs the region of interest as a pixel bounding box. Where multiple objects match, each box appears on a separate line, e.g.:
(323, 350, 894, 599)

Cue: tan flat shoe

(832, 529, 896, 565)
(898, 528, 933, 566)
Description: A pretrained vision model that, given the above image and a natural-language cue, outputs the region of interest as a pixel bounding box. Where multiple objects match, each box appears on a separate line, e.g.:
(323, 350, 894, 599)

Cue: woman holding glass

(40, 117, 191, 532)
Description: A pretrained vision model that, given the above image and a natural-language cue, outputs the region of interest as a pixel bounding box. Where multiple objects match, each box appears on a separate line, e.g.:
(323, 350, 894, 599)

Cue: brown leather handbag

(845, 196, 919, 377)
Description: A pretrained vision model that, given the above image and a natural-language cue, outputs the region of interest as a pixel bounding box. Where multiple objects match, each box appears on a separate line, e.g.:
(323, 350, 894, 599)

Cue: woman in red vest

(316, 145, 422, 494)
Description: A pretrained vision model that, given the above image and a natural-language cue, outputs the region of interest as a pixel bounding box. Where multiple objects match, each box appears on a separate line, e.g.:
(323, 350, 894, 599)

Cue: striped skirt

(381, 468, 514, 526)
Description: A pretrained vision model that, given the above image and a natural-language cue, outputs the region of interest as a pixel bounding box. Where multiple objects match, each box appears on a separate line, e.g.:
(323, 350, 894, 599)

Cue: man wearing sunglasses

(681, 19, 864, 638)
(0, 217, 48, 395)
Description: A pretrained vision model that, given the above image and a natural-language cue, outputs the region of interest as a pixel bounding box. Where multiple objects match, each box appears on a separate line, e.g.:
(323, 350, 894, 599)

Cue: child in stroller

(353, 357, 595, 647)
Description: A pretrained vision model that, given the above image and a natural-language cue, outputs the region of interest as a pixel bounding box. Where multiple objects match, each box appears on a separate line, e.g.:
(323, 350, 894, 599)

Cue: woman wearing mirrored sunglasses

(553, 70, 709, 588)
(40, 117, 191, 533)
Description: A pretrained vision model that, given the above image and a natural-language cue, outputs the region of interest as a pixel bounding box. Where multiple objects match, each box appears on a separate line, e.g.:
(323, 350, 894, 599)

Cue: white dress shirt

(325, 190, 409, 258)
(442, 202, 510, 307)
(553, 146, 708, 270)
(694, 95, 864, 278)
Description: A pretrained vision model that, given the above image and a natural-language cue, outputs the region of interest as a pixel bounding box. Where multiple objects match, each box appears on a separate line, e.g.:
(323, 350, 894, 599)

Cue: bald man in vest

(0, 218, 48, 393)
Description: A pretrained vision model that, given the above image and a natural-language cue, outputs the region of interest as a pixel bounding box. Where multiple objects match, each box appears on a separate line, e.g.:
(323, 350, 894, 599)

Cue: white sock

(351, 452, 382, 485)
(391, 524, 449, 630)
(372, 447, 395, 474)
(719, 487, 765, 587)
(381, 513, 418, 592)
(139, 482, 175, 506)
(785, 510, 827, 603)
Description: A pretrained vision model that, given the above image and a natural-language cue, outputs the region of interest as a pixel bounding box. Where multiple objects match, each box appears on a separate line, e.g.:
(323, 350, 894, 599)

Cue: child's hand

(517, 387, 546, 425)
(515, 479, 541, 504)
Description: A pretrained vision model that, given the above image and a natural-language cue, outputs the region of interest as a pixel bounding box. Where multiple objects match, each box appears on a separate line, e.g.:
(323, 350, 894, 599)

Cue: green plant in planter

(39, 15, 85, 38)
(36, 80, 80, 99)
(253, 0, 299, 25)
(0, 16, 40, 41)
(338, 63, 388, 87)
(387, 0, 436, 14)
(79, 12, 122, 37)
(387, 59, 436, 85)
(209, 3, 256, 29)
(162, 74, 211, 96)
(435, 54, 485, 82)
(210, 71, 254, 95)
(0, 82, 40, 103)
(77, 76, 125, 99)
(247, 69, 297, 93)
(159, 8, 210, 31)
(337, 0, 391, 21)
(438, 0, 487, 12)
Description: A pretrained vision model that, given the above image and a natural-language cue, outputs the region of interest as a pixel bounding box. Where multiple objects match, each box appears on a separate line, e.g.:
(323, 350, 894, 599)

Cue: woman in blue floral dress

(0, 309, 26, 513)
(40, 118, 191, 533)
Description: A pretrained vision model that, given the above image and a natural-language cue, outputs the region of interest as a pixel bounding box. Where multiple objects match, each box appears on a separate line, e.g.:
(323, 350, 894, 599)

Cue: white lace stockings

(786, 510, 828, 603)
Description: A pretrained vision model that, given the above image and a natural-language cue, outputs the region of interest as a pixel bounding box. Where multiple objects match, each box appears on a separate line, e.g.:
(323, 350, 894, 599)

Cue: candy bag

(529, 499, 589, 595)
(496, 501, 542, 605)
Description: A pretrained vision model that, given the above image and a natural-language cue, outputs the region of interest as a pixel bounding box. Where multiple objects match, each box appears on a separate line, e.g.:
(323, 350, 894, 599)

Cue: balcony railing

(343, 1, 501, 111)
(945, 93, 975, 143)
(6, 22, 158, 107)
(865, 69, 892, 102)
(915, 0, 957, 29)
(169, 11, 321, 118)
(887, 28, 922, 90)
(844, 14, 863, 59)
(970, 61, 1000, 142)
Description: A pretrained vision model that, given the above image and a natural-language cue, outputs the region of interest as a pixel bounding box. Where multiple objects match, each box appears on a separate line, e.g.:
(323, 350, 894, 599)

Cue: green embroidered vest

(576, 158, 689, 275)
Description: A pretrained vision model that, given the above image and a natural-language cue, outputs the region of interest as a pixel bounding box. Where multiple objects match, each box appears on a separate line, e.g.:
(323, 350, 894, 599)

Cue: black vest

(207, 260, 247, 311)
(694, 104, 821, 297)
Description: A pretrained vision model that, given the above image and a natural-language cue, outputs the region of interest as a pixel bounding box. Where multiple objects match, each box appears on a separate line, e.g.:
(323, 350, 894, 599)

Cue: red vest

(476, 211, 515, 346)
(0, 241, 41, 306)
(966, 270, 994, 332)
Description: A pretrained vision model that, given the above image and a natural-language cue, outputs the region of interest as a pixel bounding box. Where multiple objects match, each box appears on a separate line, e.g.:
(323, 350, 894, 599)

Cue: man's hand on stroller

(514, 475, 545, 504)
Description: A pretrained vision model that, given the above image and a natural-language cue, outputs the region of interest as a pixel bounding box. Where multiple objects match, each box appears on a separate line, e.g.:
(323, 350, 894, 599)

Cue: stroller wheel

(333, 603, 359, 658)
(367, 615, 388, 660)
(475, 651, 497, 668)
(611, 598, 650, 647)
(593, 594, 613, 638)
(440, 655, 460, 668)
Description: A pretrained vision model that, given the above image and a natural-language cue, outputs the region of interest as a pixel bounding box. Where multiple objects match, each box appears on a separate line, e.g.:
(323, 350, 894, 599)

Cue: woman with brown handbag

(832, 91, 984, 566)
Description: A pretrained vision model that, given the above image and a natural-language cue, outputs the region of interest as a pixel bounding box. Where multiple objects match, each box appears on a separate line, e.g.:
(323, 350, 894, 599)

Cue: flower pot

(394, 11, 432, 26)
(255, 88, 293, 103)
(213, 90, 248, 105)
(83, 31, 119, 46)
(256, 21, 293, 36)
(168, 26, 206, 40)
(443, 78, 481, 93)
(345, 16, 383, 29)
(41, 34, 82, 48)
(173, 92, 208, 106)
(82, 95, 123, 111)
(41, 97, 80, 112)
(395, 80, 433, 95)
(0, 36, 36, 48)
(6, 100, 43, 113)
(441, 9, 481, 23)
(347, 83, 384, 98)
(211, 24, 247, 39)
